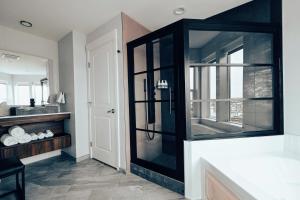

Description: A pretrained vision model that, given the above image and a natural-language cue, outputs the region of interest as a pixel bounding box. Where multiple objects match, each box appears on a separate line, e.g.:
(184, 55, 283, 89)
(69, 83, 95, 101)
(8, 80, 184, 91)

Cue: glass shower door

(129, 33, 179, 174)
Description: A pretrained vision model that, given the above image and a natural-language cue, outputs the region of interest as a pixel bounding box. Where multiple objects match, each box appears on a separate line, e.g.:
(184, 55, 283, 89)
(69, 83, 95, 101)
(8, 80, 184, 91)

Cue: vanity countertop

(0, 112, 71, 127)
(0, 112, 71, 119)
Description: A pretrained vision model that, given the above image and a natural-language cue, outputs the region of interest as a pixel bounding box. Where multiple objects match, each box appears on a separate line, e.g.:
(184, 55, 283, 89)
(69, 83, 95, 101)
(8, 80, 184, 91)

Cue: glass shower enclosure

(127, 19, 282, 181)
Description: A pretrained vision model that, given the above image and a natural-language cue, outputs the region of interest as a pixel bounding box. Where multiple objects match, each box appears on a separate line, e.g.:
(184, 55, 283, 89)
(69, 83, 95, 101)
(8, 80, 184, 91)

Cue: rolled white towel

(30, 133, 38, 141)
(9, 126, 25, 139)
(37, 132, 45, 140)
(45, 130, 54, 138)
(1, 134, 18, 146)
(17, 133, 32, 144)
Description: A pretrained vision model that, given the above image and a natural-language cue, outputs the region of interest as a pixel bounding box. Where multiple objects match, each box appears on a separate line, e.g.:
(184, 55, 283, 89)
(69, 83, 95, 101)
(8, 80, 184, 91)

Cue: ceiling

(0, 0, 251, 41)
(0, 50, 48, 75)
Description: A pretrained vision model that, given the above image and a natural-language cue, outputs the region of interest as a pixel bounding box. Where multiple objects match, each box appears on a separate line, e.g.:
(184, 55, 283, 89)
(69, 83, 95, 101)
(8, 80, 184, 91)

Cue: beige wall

(121, 13, 150, 171)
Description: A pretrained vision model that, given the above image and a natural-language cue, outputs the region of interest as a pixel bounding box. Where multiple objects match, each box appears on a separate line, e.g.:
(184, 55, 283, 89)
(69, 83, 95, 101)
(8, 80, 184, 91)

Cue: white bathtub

(202, 152, 300, 200)
(229, 153, 300, 200)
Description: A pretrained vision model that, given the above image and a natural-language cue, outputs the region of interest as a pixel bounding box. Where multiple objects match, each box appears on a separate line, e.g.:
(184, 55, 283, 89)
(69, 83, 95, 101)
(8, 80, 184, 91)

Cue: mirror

(0, 50, 53, 116)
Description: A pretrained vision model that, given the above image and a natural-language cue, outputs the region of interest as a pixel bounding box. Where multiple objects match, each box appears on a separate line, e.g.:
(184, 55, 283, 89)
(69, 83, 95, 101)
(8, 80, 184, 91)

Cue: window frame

(184, 21, 282, 140)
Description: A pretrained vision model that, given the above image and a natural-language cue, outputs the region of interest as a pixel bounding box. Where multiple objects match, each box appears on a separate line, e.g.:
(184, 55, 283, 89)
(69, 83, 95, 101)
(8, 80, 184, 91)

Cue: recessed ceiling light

(173, 7, 185, 15)
(20, 20, 32, 27)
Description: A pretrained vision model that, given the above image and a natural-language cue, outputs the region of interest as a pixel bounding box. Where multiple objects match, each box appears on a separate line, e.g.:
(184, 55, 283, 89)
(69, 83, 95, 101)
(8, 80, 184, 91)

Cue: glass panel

(135, 102, 175, 133)
(189, 31, 273, 64)
(190, 99, 273, 137)
(134, 44, 147, 73)
(153, 34, 173, 69)
(244, 66, 273, 98)
(134, 73, 147, 101)
(134, 68, 174, 101)
(15, 85, 30, 105)
(0, 83, 7, 103)
(188, 30, 274, 139)
(209, 66, 216, 120)
(229, 49, 244, 124)
(136, 130, 176, 170)
(243, 100, 273, 131)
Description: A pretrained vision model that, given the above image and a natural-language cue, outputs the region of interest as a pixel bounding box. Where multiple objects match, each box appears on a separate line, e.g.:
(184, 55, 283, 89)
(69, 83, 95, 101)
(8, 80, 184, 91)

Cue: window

(0, 83, 8, 103)
(14, 83, 49, 105)
(209, 64, 216, 119)
(229, 48, 244, 124)
(15, 84, 30, 105)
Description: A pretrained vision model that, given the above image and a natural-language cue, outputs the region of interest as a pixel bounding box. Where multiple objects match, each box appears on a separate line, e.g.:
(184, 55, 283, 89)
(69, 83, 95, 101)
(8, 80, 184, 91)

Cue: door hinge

(90, 142, 92, 147)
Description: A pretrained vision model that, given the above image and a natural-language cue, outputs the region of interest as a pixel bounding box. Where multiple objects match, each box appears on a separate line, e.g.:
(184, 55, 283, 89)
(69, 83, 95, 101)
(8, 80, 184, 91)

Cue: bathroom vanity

(0, 112, 71, 159)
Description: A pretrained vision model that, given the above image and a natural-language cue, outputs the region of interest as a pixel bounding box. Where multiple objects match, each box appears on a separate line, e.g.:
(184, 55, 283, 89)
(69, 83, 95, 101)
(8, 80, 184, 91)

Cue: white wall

(58, 32, 76, 157)
(87, 14, 127, 170)
(0, 25, 59, 95)
(58, 31, 90, 160)
(282, 0, 300, 136)
(73, 31, 90, 158)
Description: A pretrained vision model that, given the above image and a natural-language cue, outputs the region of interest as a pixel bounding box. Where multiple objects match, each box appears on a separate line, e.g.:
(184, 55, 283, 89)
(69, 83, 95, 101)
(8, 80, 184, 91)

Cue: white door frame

(86, 29, 125, 170)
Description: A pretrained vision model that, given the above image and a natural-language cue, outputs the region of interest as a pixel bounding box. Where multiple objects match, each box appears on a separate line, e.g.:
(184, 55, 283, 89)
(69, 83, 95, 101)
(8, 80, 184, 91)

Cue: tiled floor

(0, 155, 185, 200)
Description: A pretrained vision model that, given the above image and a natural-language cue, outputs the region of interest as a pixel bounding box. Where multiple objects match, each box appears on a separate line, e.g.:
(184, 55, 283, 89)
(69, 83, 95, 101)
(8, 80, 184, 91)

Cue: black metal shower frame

(127, 19, 283, 182)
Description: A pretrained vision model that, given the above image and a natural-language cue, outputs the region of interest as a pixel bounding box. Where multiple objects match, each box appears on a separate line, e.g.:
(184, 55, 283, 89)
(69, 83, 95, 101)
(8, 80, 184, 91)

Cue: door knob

(107, 109, 115, 114)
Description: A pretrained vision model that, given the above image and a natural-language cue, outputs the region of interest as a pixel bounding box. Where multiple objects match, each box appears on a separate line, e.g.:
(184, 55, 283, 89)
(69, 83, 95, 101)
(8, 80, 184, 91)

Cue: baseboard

(118, 168, 126, 174)
(21, 150, 61, 165)
(76, 154, 90, 162)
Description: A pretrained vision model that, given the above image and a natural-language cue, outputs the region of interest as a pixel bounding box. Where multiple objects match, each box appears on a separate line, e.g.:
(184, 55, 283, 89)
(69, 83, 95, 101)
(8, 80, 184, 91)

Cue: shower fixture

(156, 80, 168, 89)
(144, 79, 156, 141)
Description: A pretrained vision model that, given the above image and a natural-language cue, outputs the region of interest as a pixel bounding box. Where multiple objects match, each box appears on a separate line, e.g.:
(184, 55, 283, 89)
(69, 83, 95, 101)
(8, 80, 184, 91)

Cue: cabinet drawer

(205, 171, 239, 200)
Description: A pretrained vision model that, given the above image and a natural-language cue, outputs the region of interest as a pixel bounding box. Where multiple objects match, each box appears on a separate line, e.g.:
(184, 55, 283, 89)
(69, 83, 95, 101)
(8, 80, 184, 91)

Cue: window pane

(33, 84, 42, 105)
(229, 49, 244, 124)
(230, 49, 244, 98)
(209, 66, 216, 119)
(0, 83, 7, 103)
(15, 85, 30, 105)
(188, 30, 275, 139)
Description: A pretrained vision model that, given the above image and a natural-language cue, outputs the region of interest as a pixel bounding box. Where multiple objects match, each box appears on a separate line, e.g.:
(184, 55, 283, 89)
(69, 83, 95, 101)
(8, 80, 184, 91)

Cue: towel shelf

(0, 112, 72, 159)
(0, 133, 71, 159)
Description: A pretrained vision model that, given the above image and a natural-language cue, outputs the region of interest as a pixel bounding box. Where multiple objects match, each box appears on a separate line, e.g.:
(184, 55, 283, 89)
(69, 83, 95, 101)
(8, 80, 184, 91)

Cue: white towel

(30, 133, 38, 141)
(45, 130, 54, 138)
(56, 92, 65, 104)
(17, 133, 32, 144)
(1, 134, 18, 146)
(9, 126, 25, 139)
(37, 132, 45, 140)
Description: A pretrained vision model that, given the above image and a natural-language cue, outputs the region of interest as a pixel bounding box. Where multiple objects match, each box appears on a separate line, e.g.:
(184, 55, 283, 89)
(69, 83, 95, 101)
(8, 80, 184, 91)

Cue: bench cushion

(0, 157, 24, 178)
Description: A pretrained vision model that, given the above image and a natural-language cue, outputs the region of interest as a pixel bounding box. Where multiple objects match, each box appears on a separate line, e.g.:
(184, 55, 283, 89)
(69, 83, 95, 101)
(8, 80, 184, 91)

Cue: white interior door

(88, 31, 118, 168)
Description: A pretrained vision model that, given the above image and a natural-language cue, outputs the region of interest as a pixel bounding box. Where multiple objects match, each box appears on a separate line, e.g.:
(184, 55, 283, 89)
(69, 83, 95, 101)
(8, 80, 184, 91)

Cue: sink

(10, 105, 59, 116)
